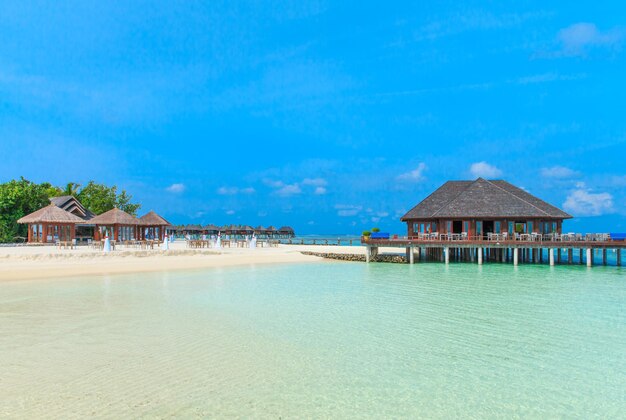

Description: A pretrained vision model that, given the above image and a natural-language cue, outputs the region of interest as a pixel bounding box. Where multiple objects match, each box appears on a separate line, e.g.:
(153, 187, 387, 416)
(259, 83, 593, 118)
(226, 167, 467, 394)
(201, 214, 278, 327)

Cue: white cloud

(335, 204, 362, 217)
(397, 162, 427, 182)
(563, 187, 614, 216)
(275, 184, 302, 197)
(469, 161, 502, 178)
(225, 209, 236, 215)
(217, 186, 255, 195)
(314, 186, 327, 195)
(557, 23, 624, 55)
(516, 73, 586, 85)
(541, 166, 579, 179)
(302, 178, 327, 187)
(165, 183, 185, 193)
(263, 179, 285, 188)
(217, 186, 238, 195)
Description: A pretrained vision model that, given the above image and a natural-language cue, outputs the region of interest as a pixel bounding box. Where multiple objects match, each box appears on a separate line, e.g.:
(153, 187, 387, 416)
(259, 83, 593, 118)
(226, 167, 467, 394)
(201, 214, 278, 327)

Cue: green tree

(63, 182, 81, 196)
(0, 177, 56, 242)
(77, 181, 141, 215)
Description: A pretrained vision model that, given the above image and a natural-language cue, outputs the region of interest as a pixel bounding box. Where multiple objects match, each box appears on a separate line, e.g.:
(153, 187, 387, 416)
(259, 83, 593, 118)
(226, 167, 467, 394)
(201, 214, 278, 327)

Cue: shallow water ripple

(1, 263, 625, 417)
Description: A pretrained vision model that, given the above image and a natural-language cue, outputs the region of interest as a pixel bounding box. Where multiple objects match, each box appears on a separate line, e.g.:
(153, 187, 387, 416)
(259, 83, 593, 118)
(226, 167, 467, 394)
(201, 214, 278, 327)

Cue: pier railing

(367, 232, 618, 244)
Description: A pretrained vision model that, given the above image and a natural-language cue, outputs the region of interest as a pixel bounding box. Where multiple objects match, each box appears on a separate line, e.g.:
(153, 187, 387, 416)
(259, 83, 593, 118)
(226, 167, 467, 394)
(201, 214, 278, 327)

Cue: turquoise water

(1, 262, 625, 418)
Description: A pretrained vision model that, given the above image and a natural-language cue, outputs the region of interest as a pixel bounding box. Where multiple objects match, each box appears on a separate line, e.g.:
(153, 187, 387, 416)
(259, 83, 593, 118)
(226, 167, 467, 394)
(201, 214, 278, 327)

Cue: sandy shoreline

(0, 243, 371, 281)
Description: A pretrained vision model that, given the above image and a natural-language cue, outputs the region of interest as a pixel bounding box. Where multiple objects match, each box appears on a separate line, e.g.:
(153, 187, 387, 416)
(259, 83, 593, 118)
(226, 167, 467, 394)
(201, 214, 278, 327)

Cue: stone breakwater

(301, 251, 407, 264)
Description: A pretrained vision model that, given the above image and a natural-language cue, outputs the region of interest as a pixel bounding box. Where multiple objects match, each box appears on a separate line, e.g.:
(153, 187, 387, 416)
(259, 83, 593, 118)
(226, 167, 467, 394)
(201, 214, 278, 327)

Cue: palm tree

(64, 182, 81, 196)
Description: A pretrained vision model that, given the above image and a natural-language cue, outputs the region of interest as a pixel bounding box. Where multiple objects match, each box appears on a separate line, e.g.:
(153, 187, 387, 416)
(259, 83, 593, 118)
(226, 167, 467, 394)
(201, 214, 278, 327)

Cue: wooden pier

(365, 237, 626, 267)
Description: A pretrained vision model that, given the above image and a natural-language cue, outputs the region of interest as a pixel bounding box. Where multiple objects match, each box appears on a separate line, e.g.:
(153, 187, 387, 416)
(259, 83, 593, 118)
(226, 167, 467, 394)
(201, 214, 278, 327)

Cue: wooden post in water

(577, 249, 581, 265)
(557, 249, 562, 264)
(513, 248, 518, 266)
(617, 249, 622, 266)
(477, 247, 483, 265)
(568, 249, 573, 264)
(444, 247, 449, 264)
(549, 248, 554, 266)
(603, 249, 607, 266)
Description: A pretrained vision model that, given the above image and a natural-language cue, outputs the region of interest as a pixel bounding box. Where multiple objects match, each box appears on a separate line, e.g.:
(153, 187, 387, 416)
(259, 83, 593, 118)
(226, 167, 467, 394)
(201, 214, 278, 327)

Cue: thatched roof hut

(138, 211, 171, 240)
(88, 208, 140, 225)
(401, 178, 572, 237)
(18, 204, 85, 224)
(87, 208, 139, 241)
(139, 211, 171, 226)
(401, 178, 571, 220)
(17, 204, 85, 243)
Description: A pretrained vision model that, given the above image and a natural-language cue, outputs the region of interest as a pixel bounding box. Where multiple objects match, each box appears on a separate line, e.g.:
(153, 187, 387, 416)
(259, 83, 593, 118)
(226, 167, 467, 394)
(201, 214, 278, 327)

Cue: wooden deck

(364, 237, 626, 267)
(367, 238, 626, 250)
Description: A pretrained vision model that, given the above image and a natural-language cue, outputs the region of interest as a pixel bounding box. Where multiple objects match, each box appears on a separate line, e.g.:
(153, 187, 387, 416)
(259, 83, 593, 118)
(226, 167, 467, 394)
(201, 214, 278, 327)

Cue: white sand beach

(0, 242, 372, 281)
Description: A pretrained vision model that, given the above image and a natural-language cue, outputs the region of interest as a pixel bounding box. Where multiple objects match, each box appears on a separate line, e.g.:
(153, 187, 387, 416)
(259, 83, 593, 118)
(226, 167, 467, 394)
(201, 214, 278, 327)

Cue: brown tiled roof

(139, 210, 171, 226)
(401, 178, 572, 220)
(17, 204, 85, 224)
(87, 208, 139, 225)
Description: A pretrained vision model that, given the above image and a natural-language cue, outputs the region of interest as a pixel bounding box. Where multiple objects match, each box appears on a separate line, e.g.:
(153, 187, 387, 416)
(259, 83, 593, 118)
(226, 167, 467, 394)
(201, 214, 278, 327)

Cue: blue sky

(1, 1, 625, 234)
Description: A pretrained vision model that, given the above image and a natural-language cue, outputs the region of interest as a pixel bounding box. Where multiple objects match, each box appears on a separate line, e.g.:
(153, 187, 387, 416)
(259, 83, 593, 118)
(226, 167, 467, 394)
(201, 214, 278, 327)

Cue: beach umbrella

(162, 233, 169, 251)
(104, 233, 111, 253)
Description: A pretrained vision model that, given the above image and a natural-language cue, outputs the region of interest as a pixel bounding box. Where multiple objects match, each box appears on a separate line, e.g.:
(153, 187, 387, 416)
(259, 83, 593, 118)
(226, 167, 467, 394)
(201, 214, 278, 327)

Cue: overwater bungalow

(183, 224, 203, 236)
(266, 226, 278, 238)
(241, 225, 255, 236)
(278, 226, 295, 238)
(139, 210, 171, 241)
(88, 208, 140, 241)
(17, 204, 85, 243)
(204, 224, 220, 235)
(401, 178, 572, 239)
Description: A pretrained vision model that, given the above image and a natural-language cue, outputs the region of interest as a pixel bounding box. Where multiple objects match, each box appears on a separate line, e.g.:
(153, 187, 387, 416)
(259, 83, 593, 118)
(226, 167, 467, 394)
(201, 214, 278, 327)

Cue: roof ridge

(487, 180, 551, 217)
(430, 180, 478, 217)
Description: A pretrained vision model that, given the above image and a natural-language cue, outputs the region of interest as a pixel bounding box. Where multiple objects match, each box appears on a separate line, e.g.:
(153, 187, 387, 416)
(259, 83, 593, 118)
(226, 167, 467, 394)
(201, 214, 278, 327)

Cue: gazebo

(87, 208, 140, 241)
(17, 204, 85, 243)
(139, 211, 171, 241)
